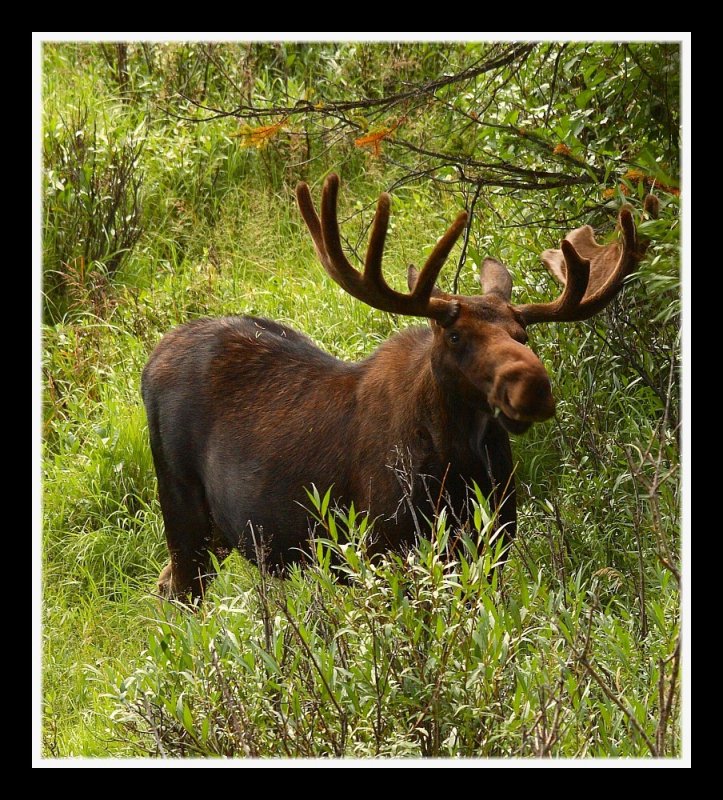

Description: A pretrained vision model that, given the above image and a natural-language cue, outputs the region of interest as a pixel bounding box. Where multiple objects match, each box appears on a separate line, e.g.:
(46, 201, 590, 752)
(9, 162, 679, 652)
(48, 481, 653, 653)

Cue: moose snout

(491, 363, 556, 422)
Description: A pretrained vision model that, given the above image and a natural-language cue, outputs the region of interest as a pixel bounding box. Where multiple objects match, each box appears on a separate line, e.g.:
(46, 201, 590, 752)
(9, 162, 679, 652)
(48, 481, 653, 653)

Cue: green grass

(41, 42, 681, 759)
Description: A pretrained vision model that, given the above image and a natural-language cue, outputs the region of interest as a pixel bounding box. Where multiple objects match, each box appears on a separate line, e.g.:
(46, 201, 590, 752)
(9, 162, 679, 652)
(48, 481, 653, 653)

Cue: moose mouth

(488, 381, 555, 435)
(493, 408, 533, 435)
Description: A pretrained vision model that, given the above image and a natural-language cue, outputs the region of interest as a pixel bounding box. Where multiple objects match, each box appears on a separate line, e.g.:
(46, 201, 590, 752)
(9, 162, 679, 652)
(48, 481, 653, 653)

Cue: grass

(40, 42, 681, 760)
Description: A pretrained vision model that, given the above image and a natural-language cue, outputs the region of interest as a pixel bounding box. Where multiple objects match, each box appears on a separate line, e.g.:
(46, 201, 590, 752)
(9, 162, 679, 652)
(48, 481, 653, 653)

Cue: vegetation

(41, 41, 681, 759)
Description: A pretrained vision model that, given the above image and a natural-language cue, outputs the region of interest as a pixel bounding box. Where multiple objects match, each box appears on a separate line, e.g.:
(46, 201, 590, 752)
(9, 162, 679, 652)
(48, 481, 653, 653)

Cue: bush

(43, 103, 145, 320)
(108, 491, 679, 758)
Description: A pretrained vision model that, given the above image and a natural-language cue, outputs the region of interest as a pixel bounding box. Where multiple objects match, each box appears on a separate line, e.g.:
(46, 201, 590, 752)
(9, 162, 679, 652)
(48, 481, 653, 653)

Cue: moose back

(142, 174, 654, 599)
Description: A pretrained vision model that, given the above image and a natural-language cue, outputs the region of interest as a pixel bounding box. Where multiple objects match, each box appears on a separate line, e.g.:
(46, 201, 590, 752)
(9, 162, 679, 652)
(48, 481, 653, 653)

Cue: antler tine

(643, 193, 659, 220)
(296, 181, 327, 267)
(296, 173, 461, 324)
(565, 206, 638, 320)
(515, 203, 646, 326)
(362, 190, 393, 294)
(319, 173, 369, 298)
(570, 206, 637, 318)
(412, 211, 469, 300)
(516, 242, 590, 325)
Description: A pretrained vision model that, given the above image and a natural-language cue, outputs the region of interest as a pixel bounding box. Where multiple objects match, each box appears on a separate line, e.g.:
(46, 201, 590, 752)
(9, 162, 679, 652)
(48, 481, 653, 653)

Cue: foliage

(107, 491, 679, 758)
(43, 100, 145, 320)
(41, 40, 681, 759)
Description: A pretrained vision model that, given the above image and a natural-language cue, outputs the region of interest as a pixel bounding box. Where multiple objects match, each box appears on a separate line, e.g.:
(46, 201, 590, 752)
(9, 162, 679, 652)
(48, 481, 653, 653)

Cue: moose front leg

(474, 420, 517, 557)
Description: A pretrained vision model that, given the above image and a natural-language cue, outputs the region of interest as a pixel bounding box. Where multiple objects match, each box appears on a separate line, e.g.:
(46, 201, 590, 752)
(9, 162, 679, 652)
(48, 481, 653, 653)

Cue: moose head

(297, 174, 653, 435)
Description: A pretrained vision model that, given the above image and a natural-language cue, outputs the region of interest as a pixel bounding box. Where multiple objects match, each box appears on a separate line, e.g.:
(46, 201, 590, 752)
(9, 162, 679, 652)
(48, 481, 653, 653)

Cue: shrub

(43, 103, 145, 320)
(108, 492, 679, 758)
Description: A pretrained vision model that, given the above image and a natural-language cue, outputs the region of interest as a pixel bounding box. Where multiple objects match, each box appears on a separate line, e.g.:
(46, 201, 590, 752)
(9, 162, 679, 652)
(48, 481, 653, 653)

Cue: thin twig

(453, 182, 483, 294)
(164, 45, 535, 123)
(544, 44, 567, 127)
(277, 599, 347, 754)
(580, 655, 658, 756)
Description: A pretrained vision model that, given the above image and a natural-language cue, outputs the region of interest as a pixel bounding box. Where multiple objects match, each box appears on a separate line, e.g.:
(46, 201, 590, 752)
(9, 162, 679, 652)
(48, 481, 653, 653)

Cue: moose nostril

(496, 370, 555, 421)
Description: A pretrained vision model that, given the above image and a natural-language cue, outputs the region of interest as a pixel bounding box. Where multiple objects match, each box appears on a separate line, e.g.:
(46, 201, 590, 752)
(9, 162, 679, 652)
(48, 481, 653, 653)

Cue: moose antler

(514, 197, 656, 325)
(296, 173, 467, 326)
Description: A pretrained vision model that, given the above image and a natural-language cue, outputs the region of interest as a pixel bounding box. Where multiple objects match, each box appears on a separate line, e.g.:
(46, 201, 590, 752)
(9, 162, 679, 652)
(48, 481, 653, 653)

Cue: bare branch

(453, 182, 483, 293)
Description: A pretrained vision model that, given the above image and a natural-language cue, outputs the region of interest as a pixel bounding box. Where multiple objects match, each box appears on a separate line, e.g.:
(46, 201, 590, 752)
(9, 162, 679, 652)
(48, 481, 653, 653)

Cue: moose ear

(407, 264, 445, 297)
(478, 258, 513, 301)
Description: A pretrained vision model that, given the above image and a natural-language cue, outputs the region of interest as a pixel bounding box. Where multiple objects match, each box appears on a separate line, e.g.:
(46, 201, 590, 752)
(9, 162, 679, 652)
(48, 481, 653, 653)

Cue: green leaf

(575, 89, 593, 109)
(635, 147, 679, 187)
(321, 485, 333, 518)
(182, 703, 194, 736)
(251, 643, 280, 675)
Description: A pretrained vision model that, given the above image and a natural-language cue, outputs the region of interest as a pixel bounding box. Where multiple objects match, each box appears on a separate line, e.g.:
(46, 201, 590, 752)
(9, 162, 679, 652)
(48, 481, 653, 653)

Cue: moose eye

(447, 330, 461, 344)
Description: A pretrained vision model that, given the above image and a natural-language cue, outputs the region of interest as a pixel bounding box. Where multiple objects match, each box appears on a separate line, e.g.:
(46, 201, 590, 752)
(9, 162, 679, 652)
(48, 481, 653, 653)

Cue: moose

(142, 173, 655, 599)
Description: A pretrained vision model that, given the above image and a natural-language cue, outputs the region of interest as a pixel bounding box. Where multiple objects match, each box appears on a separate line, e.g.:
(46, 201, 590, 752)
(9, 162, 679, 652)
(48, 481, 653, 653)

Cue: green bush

(109, 492, 679, 758)
(43, 102, 145, 321)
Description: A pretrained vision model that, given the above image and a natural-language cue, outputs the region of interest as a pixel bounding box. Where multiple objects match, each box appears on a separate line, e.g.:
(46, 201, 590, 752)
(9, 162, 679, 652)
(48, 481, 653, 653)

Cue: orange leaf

(355, 128, 393, 157)
(353, 117, 405, 157)
(232, 117, 288, 149)
(623, 168, 646, 182)
(622, 168, 680, 197)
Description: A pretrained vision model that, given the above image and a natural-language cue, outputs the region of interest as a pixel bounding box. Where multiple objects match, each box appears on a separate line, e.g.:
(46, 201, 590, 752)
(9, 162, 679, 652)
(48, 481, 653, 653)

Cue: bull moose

(142, 173, 655, 599)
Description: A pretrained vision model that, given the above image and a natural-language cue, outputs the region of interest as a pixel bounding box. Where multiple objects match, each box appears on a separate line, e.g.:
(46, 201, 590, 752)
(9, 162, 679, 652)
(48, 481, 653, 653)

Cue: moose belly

(202, 449, 350, 569)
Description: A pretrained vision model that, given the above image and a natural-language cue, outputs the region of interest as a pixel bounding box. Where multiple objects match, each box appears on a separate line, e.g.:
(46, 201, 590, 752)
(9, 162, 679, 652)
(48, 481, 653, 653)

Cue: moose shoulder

(142, 174, 656, 600)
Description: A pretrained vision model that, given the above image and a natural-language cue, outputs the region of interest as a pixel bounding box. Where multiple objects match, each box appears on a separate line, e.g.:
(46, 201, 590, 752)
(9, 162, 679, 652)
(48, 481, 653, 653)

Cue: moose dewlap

(142, 174, 655, 600)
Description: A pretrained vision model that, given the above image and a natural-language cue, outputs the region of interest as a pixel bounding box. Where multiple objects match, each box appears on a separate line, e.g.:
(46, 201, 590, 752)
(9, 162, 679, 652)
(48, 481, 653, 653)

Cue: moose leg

(491, 435, 516, 542)
(475, 422, 517, 556)
(155, 473, 214, 601)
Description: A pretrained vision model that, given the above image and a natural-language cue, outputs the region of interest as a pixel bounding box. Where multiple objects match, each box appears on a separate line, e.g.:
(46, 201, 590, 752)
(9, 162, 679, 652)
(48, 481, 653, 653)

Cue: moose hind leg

(155, 474, 215, 601)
